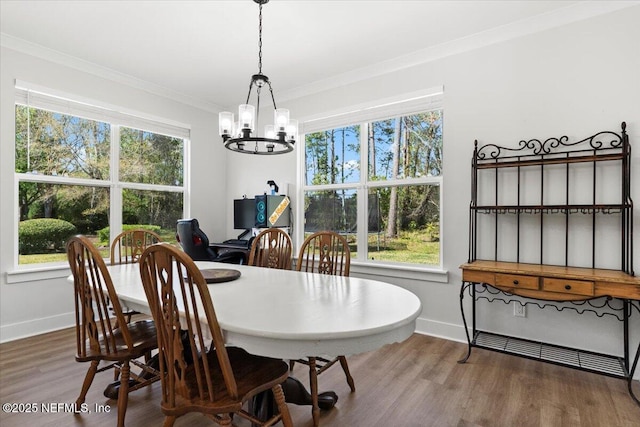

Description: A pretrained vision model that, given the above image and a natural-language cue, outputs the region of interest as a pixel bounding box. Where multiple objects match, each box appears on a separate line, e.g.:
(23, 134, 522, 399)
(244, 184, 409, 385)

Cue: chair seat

(77, 319, 158, 362)
(174, 347, 290, 411)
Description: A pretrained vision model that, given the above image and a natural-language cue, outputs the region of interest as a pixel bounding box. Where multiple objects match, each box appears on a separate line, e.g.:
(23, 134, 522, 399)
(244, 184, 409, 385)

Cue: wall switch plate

(513, 302, 526, 317)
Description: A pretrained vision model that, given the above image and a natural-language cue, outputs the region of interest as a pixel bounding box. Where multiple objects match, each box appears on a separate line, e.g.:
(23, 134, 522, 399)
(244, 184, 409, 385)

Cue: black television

(233, 198, 256, 230)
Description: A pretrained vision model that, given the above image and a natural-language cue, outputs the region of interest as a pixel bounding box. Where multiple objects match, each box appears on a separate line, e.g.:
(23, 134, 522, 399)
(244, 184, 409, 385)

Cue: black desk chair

(176, 218, 247, 264)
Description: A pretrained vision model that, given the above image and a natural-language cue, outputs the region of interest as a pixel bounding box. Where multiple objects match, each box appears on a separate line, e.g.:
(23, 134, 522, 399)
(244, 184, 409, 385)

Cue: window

(301, 90, 443, 267)
(14, 84, 188, 266)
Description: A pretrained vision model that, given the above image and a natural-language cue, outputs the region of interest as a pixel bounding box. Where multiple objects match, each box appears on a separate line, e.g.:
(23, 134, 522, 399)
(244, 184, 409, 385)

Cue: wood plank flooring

(1, 328, 638, 426)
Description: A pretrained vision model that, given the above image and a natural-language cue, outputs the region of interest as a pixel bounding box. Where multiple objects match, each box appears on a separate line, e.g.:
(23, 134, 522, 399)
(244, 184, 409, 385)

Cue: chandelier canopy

(219, 0, 297, 155)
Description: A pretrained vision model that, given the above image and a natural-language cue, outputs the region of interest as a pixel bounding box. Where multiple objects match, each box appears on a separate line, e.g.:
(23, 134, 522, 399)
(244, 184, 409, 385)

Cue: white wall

(0, 46, 228, 341)
(1, 5, 638, 380)
(225, 6, 640, 378)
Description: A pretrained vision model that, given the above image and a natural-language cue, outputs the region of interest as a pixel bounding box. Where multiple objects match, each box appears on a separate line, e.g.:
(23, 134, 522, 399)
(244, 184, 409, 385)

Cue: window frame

(297, 87, 446, 276)
(10, 82, 190, 277)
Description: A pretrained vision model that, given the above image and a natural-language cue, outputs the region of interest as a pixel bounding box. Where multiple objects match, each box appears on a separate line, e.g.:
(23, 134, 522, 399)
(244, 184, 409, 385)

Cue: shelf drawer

(542, 278, 594, 296)
(495, 273, 539, 290)
(462, 270, 495, 284)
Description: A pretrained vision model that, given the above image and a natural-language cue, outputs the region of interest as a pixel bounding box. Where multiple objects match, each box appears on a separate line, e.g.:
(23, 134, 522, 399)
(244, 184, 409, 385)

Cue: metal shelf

(471, 204, 628, 215)
(461, 122, 639, 407)
(474, 331, 626, 378)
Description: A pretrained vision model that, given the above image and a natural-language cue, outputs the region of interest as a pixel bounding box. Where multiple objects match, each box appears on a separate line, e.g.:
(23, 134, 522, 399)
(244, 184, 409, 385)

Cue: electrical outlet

(513, 302, 526, 317)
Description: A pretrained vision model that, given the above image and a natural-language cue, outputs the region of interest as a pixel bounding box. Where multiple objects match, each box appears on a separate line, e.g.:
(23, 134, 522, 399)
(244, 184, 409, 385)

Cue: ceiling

(1, 1, 635, 111)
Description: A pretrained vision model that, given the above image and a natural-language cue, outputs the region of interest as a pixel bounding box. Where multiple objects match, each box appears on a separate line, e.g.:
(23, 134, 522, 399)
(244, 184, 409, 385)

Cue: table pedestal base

(250, 377, 338, 426)
(282, 377, 338, 409)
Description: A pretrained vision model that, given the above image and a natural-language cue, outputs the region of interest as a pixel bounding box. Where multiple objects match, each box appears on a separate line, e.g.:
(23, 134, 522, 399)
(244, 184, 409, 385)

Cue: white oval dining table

(101, 261, 422, 360)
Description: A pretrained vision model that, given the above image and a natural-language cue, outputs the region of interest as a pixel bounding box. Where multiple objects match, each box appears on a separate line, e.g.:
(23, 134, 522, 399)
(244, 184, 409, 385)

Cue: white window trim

(296, 87, 446, 278)
(301, 86, 444, 134)
(10, 82, 190, 279)
(15, 80, 190, 139)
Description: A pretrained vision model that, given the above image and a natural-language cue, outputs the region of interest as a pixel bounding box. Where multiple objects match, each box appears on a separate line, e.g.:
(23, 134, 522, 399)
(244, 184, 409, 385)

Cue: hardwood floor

(1, 328, 638, 426)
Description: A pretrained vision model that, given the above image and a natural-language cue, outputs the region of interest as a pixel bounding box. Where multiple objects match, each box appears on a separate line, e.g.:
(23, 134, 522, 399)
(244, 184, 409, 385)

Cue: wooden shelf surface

(460, 260, 640, 301)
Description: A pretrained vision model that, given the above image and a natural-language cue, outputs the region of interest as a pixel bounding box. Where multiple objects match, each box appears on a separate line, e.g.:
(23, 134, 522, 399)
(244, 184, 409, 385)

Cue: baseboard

(0, 312, 74, 344)
(414, 317, 467, 344)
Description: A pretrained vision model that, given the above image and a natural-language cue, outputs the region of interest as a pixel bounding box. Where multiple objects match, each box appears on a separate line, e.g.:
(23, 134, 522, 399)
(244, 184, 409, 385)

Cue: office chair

(175, 218, 247, 264)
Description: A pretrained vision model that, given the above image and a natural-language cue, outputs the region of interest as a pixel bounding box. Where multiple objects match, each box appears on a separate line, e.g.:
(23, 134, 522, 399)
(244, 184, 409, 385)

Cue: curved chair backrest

(67, 235, 133, 357)
(175, 218, 215, 261)
(296, 231, 351, 276)
(248, 228, 293, 270)
(139, 243, 239, 404)
(110, 229, 162, 265)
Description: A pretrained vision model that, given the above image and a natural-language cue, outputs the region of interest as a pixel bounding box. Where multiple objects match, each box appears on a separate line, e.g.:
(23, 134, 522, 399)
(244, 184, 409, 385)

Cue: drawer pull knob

(565, 285, 572, 290)
(513, 280, 519, 285)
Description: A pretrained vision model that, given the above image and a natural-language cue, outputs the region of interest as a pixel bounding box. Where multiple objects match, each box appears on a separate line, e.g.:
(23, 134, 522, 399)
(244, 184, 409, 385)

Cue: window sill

(349, 260, 448, 283)
(6, 263, 71, 284)
(7, 260, 449, 285)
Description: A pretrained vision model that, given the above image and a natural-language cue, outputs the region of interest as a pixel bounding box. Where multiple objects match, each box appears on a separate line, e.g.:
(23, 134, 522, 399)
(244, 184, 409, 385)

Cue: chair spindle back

(139, 243, 239, 407)
(248, 228, 293, 270)
(67, 235, 133, 358)
(111, 229, 162, 265)
(296, 231, 351, 277)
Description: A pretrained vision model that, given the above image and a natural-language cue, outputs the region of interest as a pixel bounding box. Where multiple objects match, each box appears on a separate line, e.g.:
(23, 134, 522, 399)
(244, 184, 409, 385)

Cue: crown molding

(2, 1, 638, 109)
(277, 1, 639, 103)
(1, 33, 224, 113)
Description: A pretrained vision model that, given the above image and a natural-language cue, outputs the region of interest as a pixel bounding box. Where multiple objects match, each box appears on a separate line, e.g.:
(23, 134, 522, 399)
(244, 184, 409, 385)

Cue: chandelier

(219, 0, 297, 155)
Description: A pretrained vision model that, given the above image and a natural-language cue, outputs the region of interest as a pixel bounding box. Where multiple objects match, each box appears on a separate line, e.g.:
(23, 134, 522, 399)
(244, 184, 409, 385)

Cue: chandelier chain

(258, 2, 263, 74)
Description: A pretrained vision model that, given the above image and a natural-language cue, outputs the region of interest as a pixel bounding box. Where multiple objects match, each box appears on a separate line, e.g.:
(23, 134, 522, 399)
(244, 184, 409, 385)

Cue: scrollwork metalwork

(475, 122, 626, 160)
(465, 282, 631, 321)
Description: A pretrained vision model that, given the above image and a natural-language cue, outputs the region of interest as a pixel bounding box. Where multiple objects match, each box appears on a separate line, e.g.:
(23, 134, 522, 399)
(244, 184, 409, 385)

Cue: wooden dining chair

(293, 230, 355, 426)
(110, 228, 162, 324)
(66, 235, 160, 427)
(248, 228, 293, 270)
(139, 242, 293, 427)
(110, 228, 162, 265)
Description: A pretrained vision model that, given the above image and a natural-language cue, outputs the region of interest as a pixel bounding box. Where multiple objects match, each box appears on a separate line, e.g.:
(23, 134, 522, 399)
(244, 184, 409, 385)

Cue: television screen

(233, 198, 255, 230)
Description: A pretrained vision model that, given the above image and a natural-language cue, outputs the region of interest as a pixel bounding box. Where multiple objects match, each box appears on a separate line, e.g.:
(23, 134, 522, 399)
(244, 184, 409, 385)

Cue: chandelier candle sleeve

(219, 112, 234, 136)
(274, 109, 289, 132)
(286, 119, 298, 142)
(265, 125, 275, 139)
(239, 104, 255, 131)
